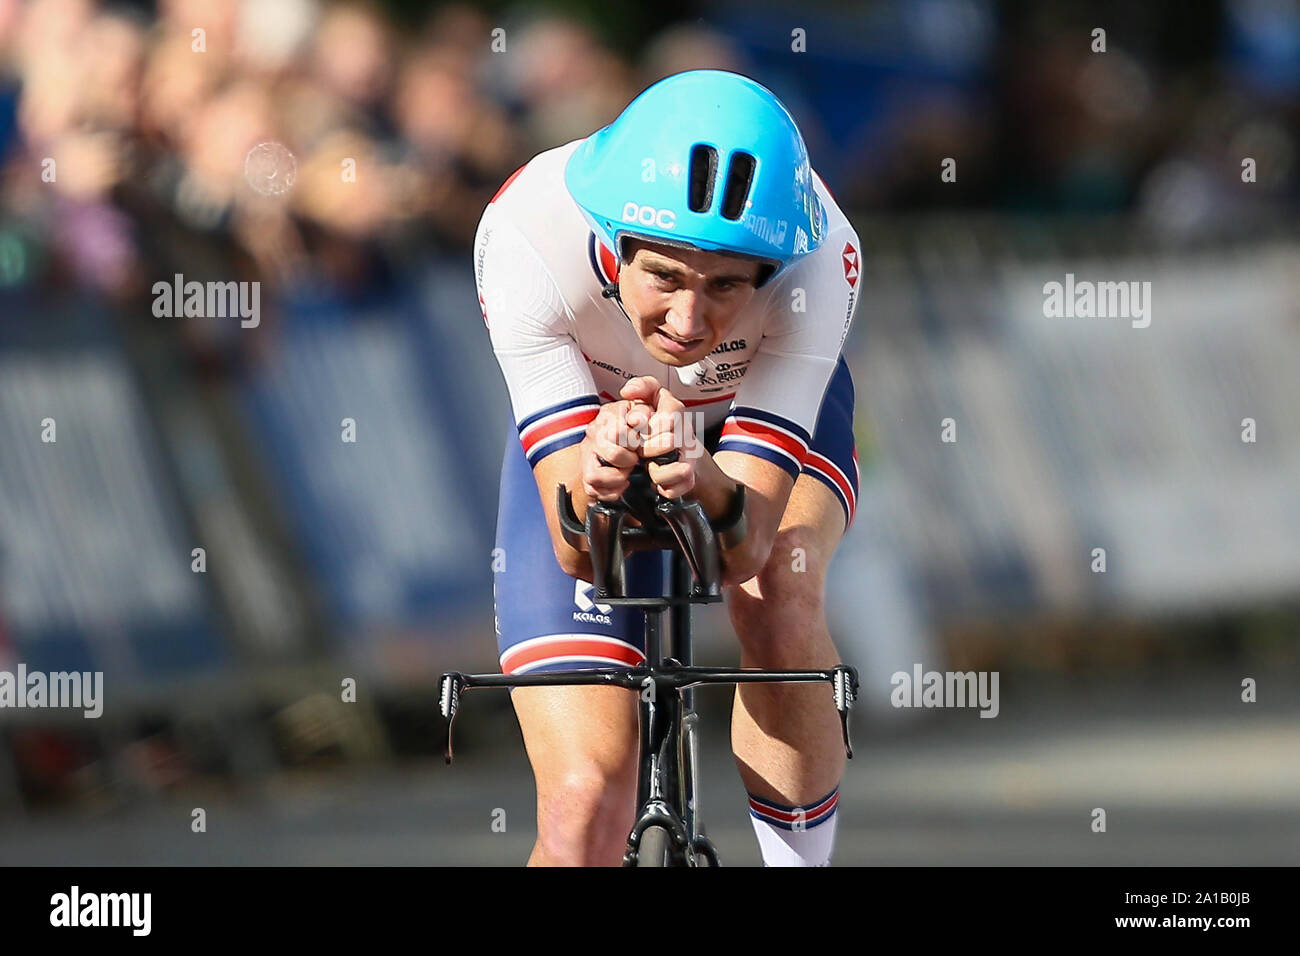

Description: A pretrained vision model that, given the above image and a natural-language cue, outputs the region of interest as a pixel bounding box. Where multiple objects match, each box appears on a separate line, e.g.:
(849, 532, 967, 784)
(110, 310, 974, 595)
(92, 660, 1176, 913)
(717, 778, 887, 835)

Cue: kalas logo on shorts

(622, 202, 676, 230)
(573, 580, 613, 625)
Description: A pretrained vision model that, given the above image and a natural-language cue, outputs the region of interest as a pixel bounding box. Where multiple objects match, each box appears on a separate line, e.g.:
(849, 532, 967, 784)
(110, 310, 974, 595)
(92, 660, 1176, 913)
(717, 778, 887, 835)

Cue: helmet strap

(601, 281, 636, 326)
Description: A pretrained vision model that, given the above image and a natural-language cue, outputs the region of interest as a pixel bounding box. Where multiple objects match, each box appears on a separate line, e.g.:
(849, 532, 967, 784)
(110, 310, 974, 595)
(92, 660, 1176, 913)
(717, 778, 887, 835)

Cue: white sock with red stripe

(746, 786, 839, 867)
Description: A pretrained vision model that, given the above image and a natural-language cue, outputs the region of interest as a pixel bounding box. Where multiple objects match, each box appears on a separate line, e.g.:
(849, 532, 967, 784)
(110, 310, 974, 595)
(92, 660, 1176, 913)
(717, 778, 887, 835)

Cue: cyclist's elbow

(720, 537, 770, 588)
(554, 541, 594, 582)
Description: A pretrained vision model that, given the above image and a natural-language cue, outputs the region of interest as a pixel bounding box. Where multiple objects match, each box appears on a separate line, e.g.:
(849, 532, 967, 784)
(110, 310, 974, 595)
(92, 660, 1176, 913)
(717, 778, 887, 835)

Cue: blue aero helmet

(564, 69, 827, 288)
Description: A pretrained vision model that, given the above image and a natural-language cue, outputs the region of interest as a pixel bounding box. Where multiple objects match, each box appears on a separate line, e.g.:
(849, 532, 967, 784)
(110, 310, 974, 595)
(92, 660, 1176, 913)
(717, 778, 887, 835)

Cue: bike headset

(564, 69, 828, 313)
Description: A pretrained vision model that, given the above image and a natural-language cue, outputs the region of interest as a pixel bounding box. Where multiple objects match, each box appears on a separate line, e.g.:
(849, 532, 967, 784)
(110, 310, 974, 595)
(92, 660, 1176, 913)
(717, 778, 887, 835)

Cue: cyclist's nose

(665, 290, 707, 339)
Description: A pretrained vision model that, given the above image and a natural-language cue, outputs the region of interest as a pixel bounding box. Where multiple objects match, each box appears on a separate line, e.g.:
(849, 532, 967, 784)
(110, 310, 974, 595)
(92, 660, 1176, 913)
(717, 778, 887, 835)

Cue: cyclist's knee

(535, 763, 636, 865)
(729, 529, 829, 640)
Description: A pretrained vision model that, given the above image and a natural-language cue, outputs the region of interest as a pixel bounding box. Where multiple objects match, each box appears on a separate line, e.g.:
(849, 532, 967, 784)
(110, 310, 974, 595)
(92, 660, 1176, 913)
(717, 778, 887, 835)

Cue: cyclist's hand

(579, 398, 654, 501)
(621, 376, 700, 500)
(619, 375, 663, 410)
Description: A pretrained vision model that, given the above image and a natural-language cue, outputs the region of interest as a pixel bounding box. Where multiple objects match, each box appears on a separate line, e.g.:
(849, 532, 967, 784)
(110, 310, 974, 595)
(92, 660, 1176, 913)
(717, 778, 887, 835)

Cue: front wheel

(635, 825, 672, 867)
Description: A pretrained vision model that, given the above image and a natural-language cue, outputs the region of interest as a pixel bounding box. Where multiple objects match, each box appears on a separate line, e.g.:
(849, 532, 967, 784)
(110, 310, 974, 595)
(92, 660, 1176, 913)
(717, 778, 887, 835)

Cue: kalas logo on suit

(710, 338, 747, 355)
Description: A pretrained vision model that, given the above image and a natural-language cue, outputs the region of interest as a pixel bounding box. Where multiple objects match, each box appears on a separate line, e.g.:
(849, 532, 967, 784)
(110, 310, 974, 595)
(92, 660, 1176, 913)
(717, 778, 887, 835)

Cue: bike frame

(440, 466, 858, 866)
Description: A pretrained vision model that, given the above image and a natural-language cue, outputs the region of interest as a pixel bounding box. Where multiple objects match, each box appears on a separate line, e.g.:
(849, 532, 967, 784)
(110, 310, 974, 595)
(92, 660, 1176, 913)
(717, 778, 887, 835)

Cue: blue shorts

(493, 356, 858, 675)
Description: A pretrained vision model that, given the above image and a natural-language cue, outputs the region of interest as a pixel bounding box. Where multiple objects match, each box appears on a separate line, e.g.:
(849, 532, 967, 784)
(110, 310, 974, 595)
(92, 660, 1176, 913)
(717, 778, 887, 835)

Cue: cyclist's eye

(713, 281, 737, 293)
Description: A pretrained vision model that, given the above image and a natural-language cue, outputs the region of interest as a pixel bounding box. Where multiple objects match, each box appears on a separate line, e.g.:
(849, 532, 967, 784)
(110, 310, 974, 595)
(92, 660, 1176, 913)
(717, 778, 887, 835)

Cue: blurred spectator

(234, 0, 318, 75)
(308, 1, 393, 114)
(496, 16, 636, 146)
(640, 22, 750, 82)
(0, 0, 1292, 344)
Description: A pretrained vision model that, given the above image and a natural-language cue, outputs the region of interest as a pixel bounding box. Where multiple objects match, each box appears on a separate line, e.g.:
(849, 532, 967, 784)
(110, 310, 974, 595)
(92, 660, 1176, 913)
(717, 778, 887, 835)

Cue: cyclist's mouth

(655, 330, 704, 355)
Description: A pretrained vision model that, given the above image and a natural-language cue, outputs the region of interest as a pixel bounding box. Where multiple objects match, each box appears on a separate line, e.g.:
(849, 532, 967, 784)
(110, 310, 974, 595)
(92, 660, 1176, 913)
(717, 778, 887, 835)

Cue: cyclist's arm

(476, 211, 606, 580)
(703, 222, 862, 584)
(694, 449, 794, 587)
(533, 444, 596, 581)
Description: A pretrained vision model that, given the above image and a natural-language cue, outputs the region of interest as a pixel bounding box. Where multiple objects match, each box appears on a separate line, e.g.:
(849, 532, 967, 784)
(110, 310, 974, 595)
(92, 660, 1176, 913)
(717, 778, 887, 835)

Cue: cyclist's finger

(639, 429, 679, 459)
(624, 399, 654, 434)
(583, 450, 632, 494)
(648, 460, 695, 498)
(584, 472, 629, 501)
(623, 408, 653, 450)
(591, 403, 635, 455)
(601, 400, 653, 452)
(620, 376, 662, 406)
(591, 435, 639, 468)
(642, 407, 696, 456)
(652, 386, 686, 416)
(648, 405, 694, 438)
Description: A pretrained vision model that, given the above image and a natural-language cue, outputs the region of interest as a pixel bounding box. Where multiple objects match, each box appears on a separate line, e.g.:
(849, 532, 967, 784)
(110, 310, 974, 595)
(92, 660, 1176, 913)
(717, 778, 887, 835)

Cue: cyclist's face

(618, 240, 760, 366)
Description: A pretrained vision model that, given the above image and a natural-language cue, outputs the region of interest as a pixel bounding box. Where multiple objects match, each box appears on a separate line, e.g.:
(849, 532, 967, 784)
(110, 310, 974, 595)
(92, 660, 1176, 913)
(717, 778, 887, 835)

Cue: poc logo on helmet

(621, 202, 676, 230)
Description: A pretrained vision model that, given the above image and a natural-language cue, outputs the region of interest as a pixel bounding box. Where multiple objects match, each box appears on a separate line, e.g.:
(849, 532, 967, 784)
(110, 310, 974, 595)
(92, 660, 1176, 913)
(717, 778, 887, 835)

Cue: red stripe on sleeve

(489, 164, 528, 205)
(720, 419, 807, 462)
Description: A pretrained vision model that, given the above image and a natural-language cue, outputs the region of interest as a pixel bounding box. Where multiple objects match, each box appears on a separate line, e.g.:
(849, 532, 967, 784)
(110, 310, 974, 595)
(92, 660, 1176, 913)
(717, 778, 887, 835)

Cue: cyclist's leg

(494, 427, 662, 866)
(722, 355, 858, 865)
(510, 685, 639, 866)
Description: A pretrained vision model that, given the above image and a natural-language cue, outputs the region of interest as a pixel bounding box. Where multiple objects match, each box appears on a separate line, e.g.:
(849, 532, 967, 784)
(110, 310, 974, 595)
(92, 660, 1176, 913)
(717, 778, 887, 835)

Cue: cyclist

(474, 70, 861, 866)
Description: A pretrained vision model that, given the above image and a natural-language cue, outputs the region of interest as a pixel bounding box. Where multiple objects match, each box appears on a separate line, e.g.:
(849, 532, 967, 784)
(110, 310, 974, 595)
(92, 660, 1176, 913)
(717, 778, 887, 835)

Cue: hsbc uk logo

(842, 243, 859, 288)
(573, 580, 613, 625)
(839, 242, 859, 348)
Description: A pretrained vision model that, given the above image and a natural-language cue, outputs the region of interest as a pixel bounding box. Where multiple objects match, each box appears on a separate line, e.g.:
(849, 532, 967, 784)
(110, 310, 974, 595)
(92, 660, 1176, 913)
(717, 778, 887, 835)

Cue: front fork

(623, 667, 695, 866)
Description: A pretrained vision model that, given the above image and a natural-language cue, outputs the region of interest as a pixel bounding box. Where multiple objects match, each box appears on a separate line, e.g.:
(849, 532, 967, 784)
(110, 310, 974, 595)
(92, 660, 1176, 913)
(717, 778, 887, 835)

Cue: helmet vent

(720, 151, 756, 220)
(688, 144, 718, 213)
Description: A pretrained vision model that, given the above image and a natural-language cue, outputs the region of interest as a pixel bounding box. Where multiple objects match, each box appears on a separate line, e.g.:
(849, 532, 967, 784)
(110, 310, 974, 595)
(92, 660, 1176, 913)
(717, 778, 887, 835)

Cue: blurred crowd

(0, 0, 1296, 374)
(0, 0, 758, 375)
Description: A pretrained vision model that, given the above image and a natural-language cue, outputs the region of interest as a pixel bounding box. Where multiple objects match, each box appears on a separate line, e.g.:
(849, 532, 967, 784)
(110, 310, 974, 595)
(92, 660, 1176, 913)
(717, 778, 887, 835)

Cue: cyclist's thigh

(493, 425, 663, 676)
(798, 354, 859, 534)
(493, 425, 657, 784)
